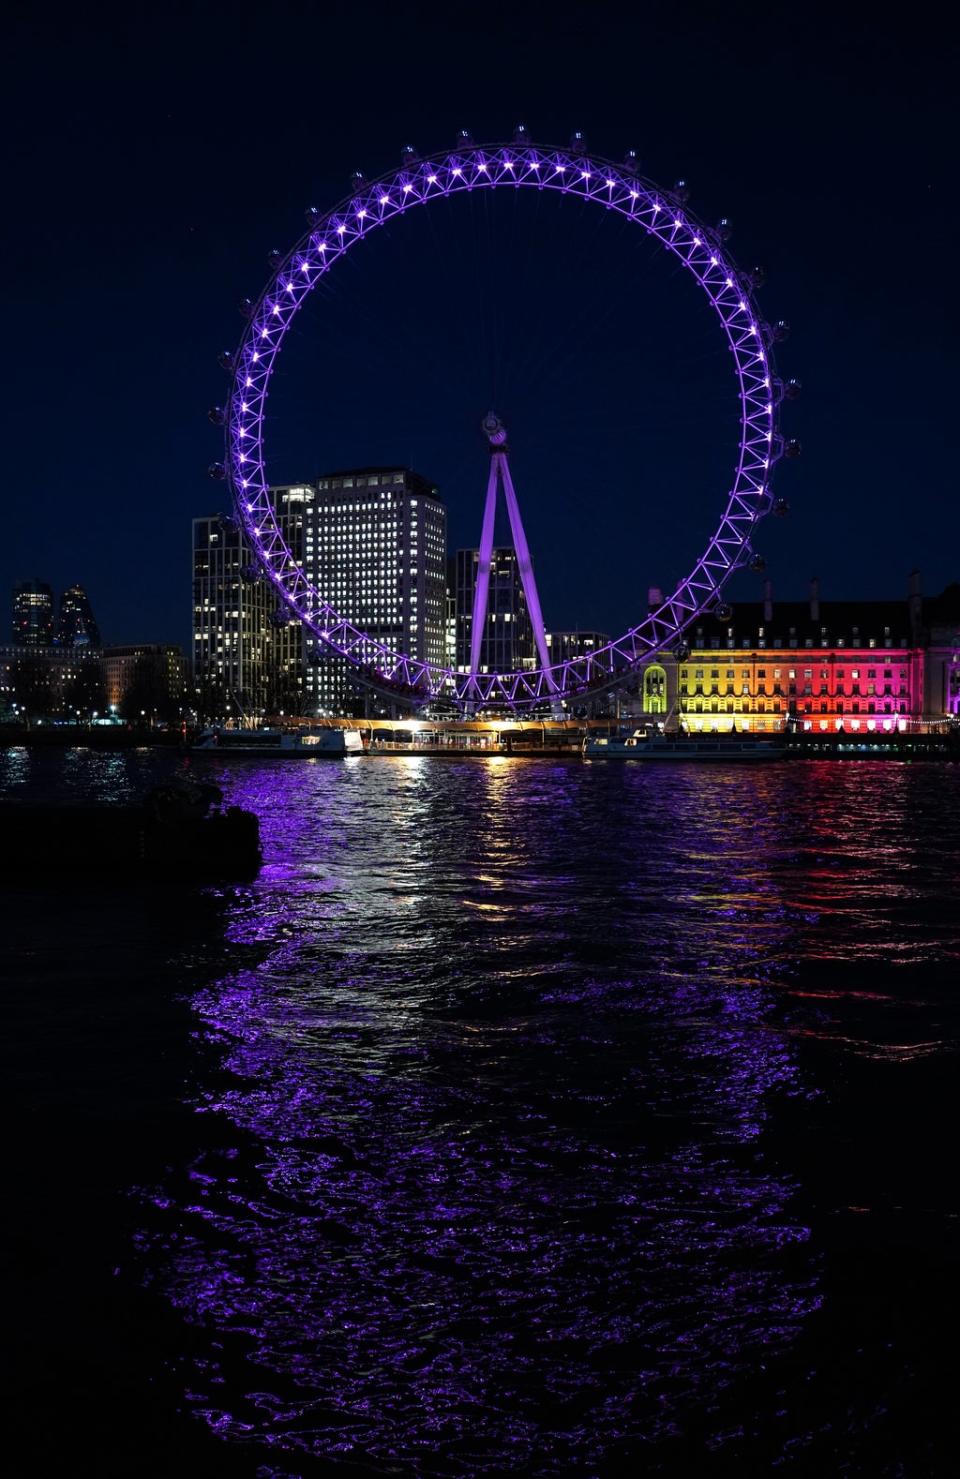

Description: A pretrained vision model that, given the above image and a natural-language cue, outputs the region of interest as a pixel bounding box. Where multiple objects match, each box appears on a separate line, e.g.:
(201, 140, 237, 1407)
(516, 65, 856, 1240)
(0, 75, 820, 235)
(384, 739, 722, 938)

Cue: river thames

(3, 748, 959, 1475)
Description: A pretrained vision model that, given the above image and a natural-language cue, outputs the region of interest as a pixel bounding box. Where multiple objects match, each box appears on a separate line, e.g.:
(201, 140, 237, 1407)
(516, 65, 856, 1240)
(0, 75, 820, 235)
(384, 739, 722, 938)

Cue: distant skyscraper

(444, 555, 458, 669)
(192, 514, 271, 717)
(454, 547, 535, 674)
(303, 468, 447, 714)
(12, 579, 54, 647)
(193, 472, 446, 718)
(267, 486, 312, 713)
(544, 630, 611, 666)
(56, 585, 101, 648)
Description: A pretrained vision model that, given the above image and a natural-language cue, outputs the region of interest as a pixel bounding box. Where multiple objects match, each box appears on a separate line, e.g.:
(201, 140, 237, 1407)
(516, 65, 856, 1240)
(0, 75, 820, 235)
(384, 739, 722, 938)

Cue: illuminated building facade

(631, 576, 959, 733)
(454, 547, 535, 674)
(546, 630, 611, 666)
(0, 643, 103, 719)
(303, 469, 447, 715)
(267, 486, 311, 713)
(444, 557, 457, 669)
(192, 514, 271, 716)
(12, 580, 54, 647)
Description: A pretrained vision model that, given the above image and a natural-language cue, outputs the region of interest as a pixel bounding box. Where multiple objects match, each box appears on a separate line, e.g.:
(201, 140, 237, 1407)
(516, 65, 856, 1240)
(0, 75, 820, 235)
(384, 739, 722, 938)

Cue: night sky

(3, 2, 956, 648)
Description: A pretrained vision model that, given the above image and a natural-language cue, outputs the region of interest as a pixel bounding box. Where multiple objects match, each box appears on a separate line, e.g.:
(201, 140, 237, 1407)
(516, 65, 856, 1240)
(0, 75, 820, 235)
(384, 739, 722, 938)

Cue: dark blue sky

(2, 2, 956, 646)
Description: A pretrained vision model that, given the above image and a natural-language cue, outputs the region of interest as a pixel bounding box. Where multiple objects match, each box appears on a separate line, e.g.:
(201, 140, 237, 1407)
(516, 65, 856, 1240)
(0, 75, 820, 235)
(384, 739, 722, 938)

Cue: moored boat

(192, 726, 364, 757)
(583, 729, 785, 761)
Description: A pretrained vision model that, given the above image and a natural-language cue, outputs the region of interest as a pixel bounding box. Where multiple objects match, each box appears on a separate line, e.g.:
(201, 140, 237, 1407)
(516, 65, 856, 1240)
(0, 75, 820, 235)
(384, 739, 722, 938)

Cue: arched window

(643, 664, 667, 714)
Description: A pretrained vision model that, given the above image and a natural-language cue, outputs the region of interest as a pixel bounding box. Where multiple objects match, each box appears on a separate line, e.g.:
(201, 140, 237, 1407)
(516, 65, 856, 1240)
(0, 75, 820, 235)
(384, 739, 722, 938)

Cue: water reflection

(137, 761, 824, 1472)
(4, 751, 959, 1468)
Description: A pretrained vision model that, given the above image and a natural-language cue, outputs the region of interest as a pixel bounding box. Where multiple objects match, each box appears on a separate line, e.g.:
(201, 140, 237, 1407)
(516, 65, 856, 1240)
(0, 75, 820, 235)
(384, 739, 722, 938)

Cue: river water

(3, 748, 959, 1475)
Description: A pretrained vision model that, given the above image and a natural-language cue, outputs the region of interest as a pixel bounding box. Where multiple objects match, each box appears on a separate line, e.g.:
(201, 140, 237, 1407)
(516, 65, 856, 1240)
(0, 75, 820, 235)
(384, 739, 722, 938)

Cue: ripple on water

(8, 751, 956, 1474)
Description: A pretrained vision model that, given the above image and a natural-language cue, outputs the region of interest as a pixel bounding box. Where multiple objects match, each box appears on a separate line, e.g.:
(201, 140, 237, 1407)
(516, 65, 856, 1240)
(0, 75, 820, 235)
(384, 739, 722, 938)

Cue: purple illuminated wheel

(221, 138, 786, 710)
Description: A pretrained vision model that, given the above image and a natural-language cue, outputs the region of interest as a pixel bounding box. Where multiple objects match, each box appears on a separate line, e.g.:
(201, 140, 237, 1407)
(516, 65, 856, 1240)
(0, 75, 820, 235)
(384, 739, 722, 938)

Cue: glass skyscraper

(454, 547, 535, 674)
(56, 585, 101, 648)
(12, 579, 54, 647)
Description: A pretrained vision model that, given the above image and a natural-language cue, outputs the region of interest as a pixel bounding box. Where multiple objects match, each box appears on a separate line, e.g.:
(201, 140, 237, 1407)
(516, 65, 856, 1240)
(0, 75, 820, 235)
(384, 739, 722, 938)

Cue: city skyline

(4, 12, 960, 1477)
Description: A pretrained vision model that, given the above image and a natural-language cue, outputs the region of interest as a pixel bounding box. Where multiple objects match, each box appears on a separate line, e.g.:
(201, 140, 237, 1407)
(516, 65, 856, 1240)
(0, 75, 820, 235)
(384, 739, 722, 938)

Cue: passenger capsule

(207, 462, 226, 480)
(207, 406, 226, 426)
(774, 497, 791, 517)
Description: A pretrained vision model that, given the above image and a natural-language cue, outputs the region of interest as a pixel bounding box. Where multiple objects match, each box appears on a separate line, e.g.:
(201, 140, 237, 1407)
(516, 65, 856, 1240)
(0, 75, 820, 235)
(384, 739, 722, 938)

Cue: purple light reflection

(136, 761, 821, 1472)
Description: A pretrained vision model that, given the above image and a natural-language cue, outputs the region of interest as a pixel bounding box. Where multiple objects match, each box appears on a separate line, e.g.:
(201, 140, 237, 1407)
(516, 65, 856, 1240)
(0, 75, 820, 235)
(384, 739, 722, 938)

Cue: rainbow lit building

(637, 575, 960, 734)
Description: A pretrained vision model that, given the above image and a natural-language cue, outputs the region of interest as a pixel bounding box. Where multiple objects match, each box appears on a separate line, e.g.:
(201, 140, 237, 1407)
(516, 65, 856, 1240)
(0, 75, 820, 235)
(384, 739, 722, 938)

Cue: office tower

(303, 468, 447, 714)
(56, 585, 101, 648)
(12, 579, 54, 647)
(191, 514, 270, 719)
(454, 547, 535, 674)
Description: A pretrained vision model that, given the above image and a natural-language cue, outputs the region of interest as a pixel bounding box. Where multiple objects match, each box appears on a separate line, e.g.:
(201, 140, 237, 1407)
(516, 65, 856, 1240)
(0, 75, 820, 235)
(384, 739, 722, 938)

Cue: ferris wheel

(210, 129, 798, 711)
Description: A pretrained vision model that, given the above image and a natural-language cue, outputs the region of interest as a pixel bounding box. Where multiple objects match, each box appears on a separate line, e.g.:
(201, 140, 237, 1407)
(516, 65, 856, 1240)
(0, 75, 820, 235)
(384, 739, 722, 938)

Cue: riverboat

(583, 729, 785, 762)
(192, 727, 364, 757)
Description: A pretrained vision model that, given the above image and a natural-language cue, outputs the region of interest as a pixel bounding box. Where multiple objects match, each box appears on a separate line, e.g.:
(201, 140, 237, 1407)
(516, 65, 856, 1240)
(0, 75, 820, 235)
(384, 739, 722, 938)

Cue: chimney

(908, 569, 922, 645)
(809, 576, 820, 623)
(763, 579, 773, 623)
(647, 585, 664, 611)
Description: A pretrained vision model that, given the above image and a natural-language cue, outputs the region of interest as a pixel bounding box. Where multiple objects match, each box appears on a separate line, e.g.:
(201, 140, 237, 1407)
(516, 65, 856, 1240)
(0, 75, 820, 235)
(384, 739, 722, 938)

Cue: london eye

(213, 131, 794, 711)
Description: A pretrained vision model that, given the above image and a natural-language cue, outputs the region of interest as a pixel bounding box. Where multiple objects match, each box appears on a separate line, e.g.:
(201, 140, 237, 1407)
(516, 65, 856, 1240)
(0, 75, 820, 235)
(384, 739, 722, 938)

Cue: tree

(11, 657, 54, 719)
(63, 667, 107, 719)
(119, 655, 180, 725)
